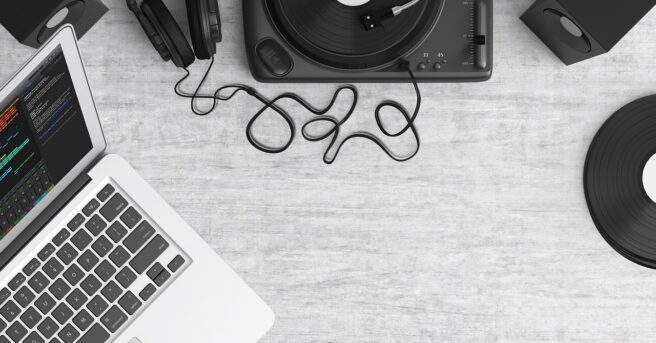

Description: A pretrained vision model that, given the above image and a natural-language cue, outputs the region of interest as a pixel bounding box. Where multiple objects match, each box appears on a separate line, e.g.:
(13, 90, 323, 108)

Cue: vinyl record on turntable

(584, 95, 656, 268)
(265, 0, 443, 70)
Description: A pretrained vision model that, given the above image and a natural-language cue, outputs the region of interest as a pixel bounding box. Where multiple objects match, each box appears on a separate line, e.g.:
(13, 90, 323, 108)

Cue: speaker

(521, 0, 656, 65)
(0, 0, 108, 48)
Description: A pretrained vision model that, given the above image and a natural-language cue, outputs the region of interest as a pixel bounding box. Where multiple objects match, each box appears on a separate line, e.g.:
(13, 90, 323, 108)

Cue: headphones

(127, 0, 222, 68)
(126, 0, 421, 164)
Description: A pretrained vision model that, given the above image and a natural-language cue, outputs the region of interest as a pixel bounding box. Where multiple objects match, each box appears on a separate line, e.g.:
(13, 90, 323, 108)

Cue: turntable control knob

(418, 62, 427, 71)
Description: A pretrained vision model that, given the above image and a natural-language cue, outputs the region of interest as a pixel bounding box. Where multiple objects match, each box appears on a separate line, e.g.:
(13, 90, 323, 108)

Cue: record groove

(265, 0, 443, 70)
(584, 95, 656, 268)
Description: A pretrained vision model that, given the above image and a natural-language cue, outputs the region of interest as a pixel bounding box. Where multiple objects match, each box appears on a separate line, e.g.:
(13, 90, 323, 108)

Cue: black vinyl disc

(584, 95, 656, 268)
(265, 0, 443, 70)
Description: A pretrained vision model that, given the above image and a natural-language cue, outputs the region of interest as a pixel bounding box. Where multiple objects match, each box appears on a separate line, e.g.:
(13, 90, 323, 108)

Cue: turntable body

(243, 0, 493, 82)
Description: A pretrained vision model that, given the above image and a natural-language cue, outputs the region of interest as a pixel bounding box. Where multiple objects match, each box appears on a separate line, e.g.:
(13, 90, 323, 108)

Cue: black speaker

(0, 0, 108, 48)
(521, 0, 656, 65)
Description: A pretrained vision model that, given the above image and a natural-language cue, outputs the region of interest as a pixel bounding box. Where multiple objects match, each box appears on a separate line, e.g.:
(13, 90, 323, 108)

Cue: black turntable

(243, 0, 493, 82)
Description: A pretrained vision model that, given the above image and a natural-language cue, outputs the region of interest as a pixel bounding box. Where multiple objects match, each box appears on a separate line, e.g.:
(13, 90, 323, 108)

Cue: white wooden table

(2, 1, 656, 341)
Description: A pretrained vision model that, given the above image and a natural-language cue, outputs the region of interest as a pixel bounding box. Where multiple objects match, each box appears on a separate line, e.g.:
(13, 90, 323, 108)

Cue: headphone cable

(174, 56, 422, 164)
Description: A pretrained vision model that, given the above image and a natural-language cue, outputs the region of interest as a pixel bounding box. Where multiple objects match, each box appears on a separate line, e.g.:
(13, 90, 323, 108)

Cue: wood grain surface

(2, 1, 656, 342)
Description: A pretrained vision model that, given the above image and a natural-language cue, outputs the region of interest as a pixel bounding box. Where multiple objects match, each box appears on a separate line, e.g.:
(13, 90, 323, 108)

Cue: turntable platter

(265, 0, 443, 70)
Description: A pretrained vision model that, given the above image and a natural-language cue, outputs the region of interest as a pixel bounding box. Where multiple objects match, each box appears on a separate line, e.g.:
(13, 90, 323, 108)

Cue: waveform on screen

(0, 166, 12, 182)
(0, 138, 30, 170)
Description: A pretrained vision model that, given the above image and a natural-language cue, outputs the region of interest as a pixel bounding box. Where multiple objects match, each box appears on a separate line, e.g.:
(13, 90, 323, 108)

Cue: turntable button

(418, 63, 427, 71)
(256, 39, 293, 77)
(433, 63, 441, 70)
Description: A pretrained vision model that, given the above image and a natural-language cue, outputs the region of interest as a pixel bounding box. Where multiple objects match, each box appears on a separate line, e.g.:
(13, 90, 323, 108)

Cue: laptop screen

(0, 46, 92, 242)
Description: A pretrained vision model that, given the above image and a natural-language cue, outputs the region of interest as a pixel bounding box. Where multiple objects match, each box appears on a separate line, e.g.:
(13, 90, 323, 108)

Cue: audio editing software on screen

(0, 46, 92, 239)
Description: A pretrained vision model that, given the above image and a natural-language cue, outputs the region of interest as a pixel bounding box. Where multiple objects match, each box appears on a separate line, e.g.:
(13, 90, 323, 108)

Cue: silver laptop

(0, 26, 274, 343)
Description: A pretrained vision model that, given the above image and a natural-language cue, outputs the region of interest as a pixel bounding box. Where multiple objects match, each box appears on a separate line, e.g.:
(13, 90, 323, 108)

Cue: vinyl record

(265, 0, 443, 70)
(584, 95, 656, 268)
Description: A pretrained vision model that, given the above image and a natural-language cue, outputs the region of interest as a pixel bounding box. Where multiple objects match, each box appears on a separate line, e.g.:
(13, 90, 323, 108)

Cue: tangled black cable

(174, 56, 421, 164)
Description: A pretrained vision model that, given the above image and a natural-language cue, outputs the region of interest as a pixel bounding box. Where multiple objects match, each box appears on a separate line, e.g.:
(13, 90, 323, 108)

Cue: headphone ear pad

(131, 6, 173, 63)
(187, 0, 221, 60)
(142, 0, 196, 68)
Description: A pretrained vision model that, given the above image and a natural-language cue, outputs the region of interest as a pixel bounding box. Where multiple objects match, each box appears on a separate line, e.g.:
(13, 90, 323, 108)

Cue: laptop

(0, 25, 274, 343)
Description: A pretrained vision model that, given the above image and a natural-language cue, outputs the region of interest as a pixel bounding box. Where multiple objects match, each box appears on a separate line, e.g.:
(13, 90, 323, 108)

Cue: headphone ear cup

(187, 0, 222, 60)
(131, 5, 173, 63)
(142, 0, 196, 68)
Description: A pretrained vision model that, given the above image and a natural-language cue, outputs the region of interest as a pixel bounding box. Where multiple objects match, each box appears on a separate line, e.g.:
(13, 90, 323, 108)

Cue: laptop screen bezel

(0, 25, 106, 254)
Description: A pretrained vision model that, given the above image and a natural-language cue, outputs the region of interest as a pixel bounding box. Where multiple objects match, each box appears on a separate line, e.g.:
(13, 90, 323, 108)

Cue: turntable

(243, 0, 493, 82)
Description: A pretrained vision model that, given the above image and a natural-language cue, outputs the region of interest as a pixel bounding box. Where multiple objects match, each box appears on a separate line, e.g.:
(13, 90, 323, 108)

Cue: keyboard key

(52, 229, 70, 247)
(94, 261, 116, 282)
(80, 275, 101, 296)
(22, 258, 41, 276)
(27, 271, 50, 294)
(8, 273, 26, 291)
(0, 337, 6, 343)
(52, 303, 73, 325)
(118, 291, 141, 315)
(48, 279, 70, 300)
(22, 331, 43, 343)
(70, 230, 92, 251)
(13, 286, 35, 307)
(77, 250, 100, 272)
(37, 244, 56, 262)
(57, 323, 79, 343)
(86, 296, 108, 317)
(115, 267, 136, 288)
(100, 281, 121, 303)
(62, 265, 83, 286)
(0, 288, 11, 305)
(37, 317, 59, 339)
(91, 236, 113, 258)
(109, 246, 130, 268)
(5, 321, 27, 342)
(78, 323, 109, 343)
(67, 214, 85, 231)
(65, 289, 87, 311)
(55, 244, 77, 265)
(72, 309, 93, 331)
(96, 185, 115, 202)
(119, 207, 141, 229)
(168, 255, 185, 272)
(123, 221, 155, 253)
(34, 293, 56, 315)
(99, 194, 128, 222)
(0, 317, 4, 332)
(82, 199, 100, 217)
(106, 222, 127, 243)
(154, 269, 171, 287)
(20, 306, 42, 328)
(42, 258, 63, 279)
(0, 300, 20, 322)
(146, 263, 164, 280)
(84, 215, 107, 236)
(130, 235, 168, 274)
(100, 305, 127, 333)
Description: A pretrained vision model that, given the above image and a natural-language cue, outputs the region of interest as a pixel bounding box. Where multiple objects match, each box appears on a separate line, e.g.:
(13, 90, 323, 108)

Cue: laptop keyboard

(0, 183, 188, 343)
